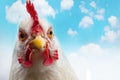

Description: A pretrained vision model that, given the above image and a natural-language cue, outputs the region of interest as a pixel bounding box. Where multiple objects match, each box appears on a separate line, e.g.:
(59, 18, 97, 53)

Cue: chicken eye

(47, 28, 54, 39)
(19, 31, 27, 42)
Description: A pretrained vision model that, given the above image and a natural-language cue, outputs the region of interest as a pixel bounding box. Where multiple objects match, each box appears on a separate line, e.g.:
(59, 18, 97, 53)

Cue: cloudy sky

(0, 0, 120, 80)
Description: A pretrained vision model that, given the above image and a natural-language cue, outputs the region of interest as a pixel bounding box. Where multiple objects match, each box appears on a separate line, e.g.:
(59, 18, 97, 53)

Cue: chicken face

(17, 18, 58, 68)
(16, 0, 58, 68)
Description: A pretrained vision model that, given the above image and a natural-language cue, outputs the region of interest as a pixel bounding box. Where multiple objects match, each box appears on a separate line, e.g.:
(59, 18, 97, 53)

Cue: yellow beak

(30, 36, 46, 49)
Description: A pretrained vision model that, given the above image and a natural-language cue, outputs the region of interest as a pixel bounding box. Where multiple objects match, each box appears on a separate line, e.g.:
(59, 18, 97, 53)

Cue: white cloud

(67, 52, 95, 80)
(90, 1, 96, 9)
(79, 16, 94, 28)
(67, 28, 77, 37)
(33, 0, 56, 18)
(0, 45, 13, 80)
(108, 16, 119, 28)
(79, 1, 89, 14)
(101, 16, 120, 43)
(117, 30, 120, 39)
(94, 14, 104, 20)
(79, 43, 106, 55)
(86, 68, 91, 80)
(79, 1, 105, 28)
(97, 8, 105, 14)
(61, 0, 74, 10)
(94, 8, 105, 20)
(67, 45, 120, 80)
(79, 6, 89, 14)
(67, 53, 89, 80)
(6, 0, 27, 23)
(101, 28, 117, 42)
(6, 0, 56, 23)
(101, 26, 120, 42)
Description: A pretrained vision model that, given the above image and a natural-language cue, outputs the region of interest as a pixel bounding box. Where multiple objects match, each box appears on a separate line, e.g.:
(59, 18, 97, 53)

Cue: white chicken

(9, 0, 78, 80)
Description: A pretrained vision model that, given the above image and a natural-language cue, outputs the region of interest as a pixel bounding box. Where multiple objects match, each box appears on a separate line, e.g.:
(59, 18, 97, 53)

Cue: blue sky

(0, 0, 120, 80)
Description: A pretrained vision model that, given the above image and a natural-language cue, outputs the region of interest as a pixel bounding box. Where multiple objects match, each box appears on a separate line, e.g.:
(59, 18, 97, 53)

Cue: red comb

(26, 0, 43, 34)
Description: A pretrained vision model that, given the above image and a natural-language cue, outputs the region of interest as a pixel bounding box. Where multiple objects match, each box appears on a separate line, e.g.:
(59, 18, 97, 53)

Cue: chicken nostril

(31, 34, 36, 39)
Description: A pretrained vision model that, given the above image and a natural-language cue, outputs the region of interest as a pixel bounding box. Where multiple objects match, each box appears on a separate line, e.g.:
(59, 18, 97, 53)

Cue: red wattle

(43, 57, 53, 66)
(23, 61, 32, 68)
(43, 43, 59, 66)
